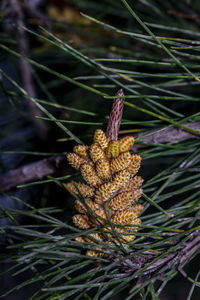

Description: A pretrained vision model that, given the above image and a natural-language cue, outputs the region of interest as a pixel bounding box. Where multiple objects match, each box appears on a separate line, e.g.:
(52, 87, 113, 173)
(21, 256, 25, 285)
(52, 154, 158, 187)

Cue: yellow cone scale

(64, 129, 144, 256)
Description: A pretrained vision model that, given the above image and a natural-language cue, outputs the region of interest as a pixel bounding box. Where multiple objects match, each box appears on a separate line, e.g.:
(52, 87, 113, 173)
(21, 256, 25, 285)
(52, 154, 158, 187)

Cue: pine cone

(64, 129, 144, 256)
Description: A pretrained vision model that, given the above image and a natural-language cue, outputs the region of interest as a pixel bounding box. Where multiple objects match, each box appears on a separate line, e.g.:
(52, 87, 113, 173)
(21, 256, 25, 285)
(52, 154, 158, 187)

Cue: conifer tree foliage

(0, 0, 200, 299)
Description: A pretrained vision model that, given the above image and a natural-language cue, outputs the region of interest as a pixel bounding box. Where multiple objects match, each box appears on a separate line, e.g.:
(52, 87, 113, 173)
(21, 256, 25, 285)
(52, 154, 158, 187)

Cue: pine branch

(132, 121, 200, 150)
(0, 156, 65, 192)
(109, 229, 200, 282)
(0, 120, 199, 192)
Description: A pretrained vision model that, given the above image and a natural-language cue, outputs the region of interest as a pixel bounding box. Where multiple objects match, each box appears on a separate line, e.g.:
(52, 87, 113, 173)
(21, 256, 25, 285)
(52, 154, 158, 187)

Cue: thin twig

(8, 0, 48, 140)
(110, 229, 200, 282)
(130, 121, 200, 150)
(0, 156, 66, 192)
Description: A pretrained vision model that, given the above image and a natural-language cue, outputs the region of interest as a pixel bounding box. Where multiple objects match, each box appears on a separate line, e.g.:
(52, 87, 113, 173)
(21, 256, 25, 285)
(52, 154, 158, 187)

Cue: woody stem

(106, 89, 124, 141)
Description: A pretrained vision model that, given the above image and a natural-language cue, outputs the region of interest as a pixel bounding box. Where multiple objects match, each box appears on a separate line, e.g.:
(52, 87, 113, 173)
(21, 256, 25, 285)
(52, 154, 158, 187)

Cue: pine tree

(0, 0, 200, 299)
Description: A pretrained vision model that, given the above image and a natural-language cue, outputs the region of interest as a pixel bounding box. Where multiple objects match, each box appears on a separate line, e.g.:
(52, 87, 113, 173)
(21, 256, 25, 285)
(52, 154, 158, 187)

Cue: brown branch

(8, 0, 48, 140)
(0, 156, 66, 192)
(109, 229, 200, 283)
(129, 121, 200, 151)
(141, 231, 200, 280)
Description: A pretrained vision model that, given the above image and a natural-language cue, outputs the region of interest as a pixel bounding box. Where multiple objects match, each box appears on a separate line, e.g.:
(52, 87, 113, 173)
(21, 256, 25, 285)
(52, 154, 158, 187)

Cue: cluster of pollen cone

(64, 129, 144, 257)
